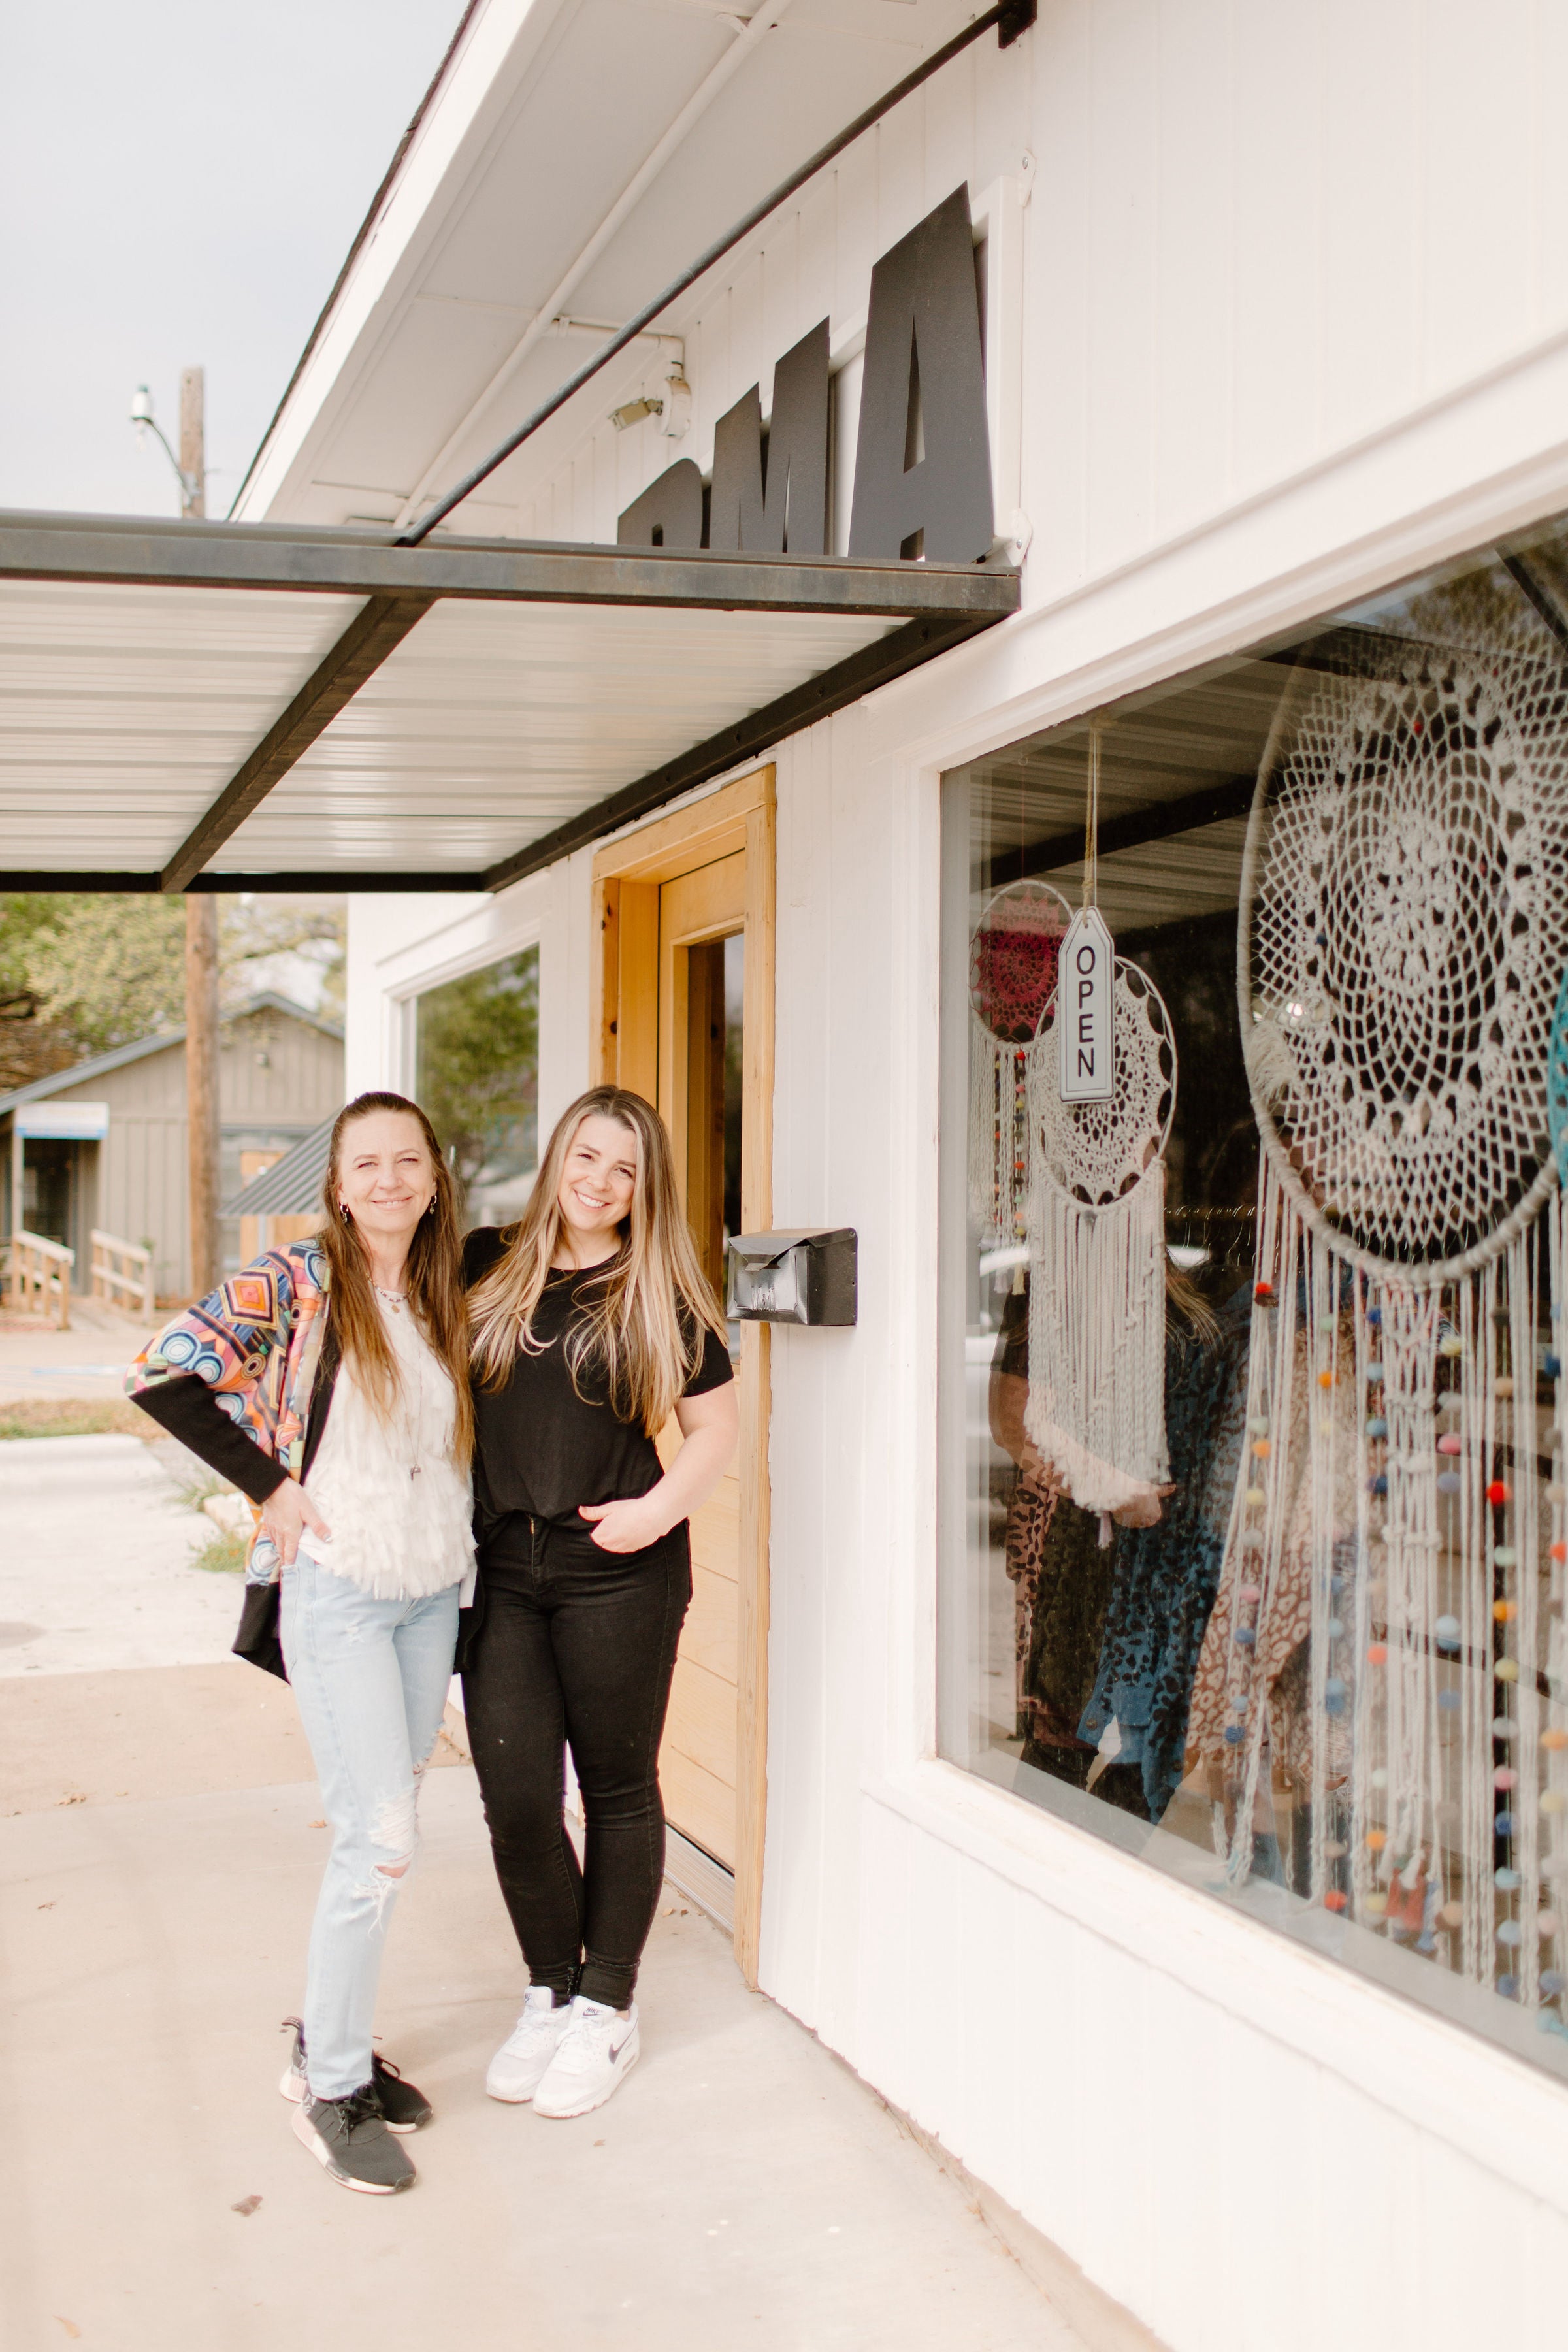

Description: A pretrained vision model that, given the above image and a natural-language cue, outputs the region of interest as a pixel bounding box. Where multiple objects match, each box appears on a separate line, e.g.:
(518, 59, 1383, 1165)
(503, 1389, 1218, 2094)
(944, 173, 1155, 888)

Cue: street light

(129, 379, 204, 516)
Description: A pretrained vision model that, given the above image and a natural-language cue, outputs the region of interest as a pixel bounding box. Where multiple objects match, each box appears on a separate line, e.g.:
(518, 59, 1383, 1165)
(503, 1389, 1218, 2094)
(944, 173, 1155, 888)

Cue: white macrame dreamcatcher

(968, 879, 1070, 1250)
(1024, 730, 1177, 1522)
(1217, 622, 1568, 2027)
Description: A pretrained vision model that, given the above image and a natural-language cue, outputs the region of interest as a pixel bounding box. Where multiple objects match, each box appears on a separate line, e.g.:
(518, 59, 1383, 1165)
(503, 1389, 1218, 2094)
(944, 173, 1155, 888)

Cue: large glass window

(414, 948, 538, 1229)
(940, 513, 1568, 2077)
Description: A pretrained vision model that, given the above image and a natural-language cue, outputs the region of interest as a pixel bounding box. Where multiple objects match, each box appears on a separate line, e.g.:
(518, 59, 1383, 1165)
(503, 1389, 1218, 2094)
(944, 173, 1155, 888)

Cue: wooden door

(655, 851, 746, 1869)
(591, 766, 774, 1983)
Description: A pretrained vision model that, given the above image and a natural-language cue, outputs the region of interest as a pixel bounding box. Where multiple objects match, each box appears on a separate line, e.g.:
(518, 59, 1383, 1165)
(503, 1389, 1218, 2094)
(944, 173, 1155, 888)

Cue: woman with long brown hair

(463, 1085, 737, 2119)
(128, 1092, 474, 2197)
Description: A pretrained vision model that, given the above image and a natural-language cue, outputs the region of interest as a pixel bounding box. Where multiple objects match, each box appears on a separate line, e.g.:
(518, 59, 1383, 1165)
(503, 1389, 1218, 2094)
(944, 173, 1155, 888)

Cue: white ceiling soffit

(0, 578, 361, 870)
(216, 598, 896, 874)
(235, 0, 983, 531)
(0, 510, 1017, 891)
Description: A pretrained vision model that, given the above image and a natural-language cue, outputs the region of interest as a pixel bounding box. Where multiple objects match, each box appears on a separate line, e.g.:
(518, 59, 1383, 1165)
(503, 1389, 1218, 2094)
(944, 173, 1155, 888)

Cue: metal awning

(222, 1119, 332, 1218)
(0, 510, 1018, 892)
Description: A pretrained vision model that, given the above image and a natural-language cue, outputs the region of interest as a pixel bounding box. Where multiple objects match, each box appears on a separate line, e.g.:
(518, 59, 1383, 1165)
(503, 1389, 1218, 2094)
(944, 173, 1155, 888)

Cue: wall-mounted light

(610, 396, 664, 431)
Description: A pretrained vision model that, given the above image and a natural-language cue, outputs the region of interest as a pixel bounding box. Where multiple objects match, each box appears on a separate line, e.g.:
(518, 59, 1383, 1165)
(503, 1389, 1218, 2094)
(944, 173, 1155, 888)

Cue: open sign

(1056, 908, 1115, 1103)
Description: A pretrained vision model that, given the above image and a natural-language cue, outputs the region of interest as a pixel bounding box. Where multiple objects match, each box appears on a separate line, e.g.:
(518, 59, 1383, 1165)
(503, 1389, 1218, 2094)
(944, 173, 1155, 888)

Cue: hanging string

(1082, 721, 1101, 910)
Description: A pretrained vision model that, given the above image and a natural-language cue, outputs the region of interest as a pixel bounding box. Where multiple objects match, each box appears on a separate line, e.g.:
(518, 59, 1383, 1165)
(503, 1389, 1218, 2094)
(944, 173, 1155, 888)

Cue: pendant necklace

(376, 1284, 422, 1477)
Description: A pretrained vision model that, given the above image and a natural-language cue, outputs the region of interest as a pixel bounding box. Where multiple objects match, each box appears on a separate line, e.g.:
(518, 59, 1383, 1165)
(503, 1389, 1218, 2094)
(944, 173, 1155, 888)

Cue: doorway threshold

(665, 1825, 735, 1933)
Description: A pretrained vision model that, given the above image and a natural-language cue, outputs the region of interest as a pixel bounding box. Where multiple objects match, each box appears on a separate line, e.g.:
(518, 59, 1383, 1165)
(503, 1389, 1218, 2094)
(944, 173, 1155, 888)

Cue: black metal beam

(0, 511, 1016, 889)
(0, 510, 1019, 620)
(159, 593, 434, 892)
(985, 773, 1258, 889)
(484, 608, 1004, 893)
(3, 871, 489, 894)
(1501, 553, 1568, 654)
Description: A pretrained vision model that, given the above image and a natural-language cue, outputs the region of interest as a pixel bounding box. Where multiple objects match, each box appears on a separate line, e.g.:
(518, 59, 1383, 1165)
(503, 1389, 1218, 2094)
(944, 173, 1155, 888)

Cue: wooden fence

(3, 1230, 74, 1328)
(90, 1229, 155, 1322)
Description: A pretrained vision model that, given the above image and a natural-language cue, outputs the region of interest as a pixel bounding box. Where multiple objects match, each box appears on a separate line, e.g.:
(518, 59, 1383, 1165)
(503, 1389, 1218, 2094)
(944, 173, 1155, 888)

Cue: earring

(425, 1198, 435, 1217)
(339, 1202, 351, 1222)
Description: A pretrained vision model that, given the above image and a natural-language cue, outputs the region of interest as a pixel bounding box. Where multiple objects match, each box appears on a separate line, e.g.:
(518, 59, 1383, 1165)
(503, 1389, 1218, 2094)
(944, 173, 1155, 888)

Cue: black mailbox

(726, 1228, 857, 1327)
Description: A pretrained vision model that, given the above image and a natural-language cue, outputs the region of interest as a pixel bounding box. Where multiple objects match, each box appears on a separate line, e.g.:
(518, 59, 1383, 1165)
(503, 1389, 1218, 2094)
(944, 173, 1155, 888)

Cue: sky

(0, 1, 465, 517)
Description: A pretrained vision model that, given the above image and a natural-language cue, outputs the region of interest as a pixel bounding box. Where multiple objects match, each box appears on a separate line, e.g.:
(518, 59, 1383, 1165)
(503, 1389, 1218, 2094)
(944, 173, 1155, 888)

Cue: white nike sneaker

(485, 1987, 572, 2104)
(532, 1995, 640, 2119)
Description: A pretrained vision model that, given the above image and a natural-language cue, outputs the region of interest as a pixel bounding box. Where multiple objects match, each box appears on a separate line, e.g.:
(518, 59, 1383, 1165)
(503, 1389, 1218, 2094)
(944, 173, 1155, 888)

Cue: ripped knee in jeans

(353, 1780, 423, 1927)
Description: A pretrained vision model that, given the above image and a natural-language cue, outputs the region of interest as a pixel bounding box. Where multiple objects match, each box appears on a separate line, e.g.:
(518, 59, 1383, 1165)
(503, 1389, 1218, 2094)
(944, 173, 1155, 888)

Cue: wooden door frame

(590, 765, 774, 1986)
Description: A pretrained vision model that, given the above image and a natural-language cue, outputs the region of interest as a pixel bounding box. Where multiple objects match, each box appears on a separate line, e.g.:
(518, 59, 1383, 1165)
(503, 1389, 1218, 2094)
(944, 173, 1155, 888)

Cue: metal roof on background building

(0, 994, 342, 1118)
(0, 510, 1017, 892)
(221, 1118, 333, 1219)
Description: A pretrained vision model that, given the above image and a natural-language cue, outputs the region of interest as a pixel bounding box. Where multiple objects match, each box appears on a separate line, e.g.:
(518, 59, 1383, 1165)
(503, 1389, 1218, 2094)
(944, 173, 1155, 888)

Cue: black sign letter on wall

(848, 186, 992, 564)
(708, 318, 830, 555)
(617, 459, 705, 550)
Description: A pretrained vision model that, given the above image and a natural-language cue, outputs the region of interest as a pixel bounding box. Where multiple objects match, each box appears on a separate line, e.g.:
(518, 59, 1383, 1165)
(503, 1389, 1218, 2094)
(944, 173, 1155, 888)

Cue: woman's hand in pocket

(261, 1476, 331, 1567)
(578, 1496, 668, 1554)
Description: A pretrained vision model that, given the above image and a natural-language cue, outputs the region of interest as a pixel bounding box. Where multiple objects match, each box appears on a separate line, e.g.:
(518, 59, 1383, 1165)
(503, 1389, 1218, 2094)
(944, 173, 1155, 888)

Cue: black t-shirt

(463, 1227, 734, 1526)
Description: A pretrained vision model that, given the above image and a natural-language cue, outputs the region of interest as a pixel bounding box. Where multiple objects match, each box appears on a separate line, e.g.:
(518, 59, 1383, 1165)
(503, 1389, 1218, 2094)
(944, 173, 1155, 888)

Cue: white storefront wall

(340, 10, 1568, 2345)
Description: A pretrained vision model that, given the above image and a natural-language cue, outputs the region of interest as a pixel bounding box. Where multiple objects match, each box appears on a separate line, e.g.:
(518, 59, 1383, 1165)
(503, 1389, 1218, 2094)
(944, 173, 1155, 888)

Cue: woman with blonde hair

(128, 1092, 475, 2197)
(463, 1085, 737, 2119)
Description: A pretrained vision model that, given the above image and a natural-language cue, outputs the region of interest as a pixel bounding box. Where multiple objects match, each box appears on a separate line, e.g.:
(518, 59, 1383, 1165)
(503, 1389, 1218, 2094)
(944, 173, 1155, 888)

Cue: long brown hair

(468, 1085, 727, 1433)
(318, 1090, 473, 1463)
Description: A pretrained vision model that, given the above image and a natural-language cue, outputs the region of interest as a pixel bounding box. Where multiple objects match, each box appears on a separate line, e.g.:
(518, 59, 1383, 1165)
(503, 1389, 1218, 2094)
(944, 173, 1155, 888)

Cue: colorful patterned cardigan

(126, 1241, 336, 1586)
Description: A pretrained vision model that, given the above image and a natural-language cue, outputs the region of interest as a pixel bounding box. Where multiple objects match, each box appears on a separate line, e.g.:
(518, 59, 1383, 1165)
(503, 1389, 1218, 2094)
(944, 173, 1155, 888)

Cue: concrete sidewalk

(0, 1428, 1109, 2351)
(1, 1763, 1088, 2352)
(0, 1435, 234, 1675)
(0, 1297, 152, 1403)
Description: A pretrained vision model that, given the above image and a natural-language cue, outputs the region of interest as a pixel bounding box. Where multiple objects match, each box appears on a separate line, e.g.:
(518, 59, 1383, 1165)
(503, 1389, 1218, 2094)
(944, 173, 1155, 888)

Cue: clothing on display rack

(1077, 1279, 1252, 1821)
(1188, 1288, 1363, 1806)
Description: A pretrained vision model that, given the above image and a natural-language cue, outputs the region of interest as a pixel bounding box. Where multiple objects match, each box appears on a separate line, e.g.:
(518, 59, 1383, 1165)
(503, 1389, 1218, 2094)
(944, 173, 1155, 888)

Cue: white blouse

(299, 1294, 476, 1603)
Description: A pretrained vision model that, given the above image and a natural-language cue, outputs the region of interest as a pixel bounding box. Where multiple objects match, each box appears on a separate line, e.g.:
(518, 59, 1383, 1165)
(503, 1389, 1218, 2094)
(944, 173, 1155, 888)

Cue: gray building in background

(0, 993, 342, 1300)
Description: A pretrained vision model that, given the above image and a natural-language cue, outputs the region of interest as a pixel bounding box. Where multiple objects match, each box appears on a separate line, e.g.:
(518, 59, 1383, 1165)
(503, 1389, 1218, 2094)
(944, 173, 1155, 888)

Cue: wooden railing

(90, 1229, 155, 1321)
(4, 1230, 74, 1328)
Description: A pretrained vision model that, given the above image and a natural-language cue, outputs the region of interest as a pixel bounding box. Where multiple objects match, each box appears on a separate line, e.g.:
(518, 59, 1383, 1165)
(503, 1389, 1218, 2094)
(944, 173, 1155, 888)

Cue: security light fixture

(129, 383, 201, 512)
(610, 396, 664, 431)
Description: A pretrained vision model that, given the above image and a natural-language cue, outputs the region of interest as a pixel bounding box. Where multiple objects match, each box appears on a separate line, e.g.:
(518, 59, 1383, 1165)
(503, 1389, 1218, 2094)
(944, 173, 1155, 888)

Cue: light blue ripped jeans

(280, 1553, 461, 2100)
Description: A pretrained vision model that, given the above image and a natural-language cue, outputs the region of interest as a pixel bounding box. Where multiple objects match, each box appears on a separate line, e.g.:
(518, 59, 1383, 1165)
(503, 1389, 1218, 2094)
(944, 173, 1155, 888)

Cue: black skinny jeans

(462, 1513, 691, 2010)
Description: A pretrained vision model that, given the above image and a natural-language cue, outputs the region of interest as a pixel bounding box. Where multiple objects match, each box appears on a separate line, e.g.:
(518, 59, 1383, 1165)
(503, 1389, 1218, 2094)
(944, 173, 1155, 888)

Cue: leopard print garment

(1005, 1478, 1058, 1724)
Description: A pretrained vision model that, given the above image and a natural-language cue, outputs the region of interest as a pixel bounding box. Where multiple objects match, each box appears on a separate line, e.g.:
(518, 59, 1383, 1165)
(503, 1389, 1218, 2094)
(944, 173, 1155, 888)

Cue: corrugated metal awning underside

(0, 512, 1019, 894)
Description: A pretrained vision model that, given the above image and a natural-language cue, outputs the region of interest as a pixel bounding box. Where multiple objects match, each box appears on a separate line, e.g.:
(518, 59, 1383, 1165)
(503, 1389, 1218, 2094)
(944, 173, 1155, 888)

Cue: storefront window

(414, 948, 538, 1229)
(940, 515, 1568, 2077)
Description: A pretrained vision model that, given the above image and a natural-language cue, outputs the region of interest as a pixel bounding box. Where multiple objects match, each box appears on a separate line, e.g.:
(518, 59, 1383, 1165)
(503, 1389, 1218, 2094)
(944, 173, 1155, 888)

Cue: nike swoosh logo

(609, 2033, 633, 2063)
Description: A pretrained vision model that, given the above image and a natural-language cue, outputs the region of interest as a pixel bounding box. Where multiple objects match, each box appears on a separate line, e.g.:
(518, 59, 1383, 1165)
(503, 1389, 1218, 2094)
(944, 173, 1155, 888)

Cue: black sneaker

(279, 2017, 433, 2134)
(291, 2082, 416, 2195)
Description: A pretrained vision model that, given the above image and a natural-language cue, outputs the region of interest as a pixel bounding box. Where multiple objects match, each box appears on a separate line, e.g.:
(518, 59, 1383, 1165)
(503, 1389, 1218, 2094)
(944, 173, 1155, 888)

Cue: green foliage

(0, 891, 347, 1064)
(24, 896, 188, 1054)
(223, 896, 346, 1024)
(0, 895, 64, 996)
(191, 1526, 248, 1574)
(416, 950, 540, 1196)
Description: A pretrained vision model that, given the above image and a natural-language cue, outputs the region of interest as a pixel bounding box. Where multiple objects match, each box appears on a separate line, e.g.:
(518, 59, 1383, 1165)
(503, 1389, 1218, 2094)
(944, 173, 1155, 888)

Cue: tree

(0, 896, 80, 1088)
(0, 892, 348, 1064)
(24, 896, 187, 1054)
(0, 895, 64, 998)
(416, 953, 539, 1201)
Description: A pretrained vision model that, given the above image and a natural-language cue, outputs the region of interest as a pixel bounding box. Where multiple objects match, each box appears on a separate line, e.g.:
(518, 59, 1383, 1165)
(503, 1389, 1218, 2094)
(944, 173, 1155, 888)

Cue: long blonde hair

(318, 1091, 474, 1464)
(468, 1086, 728, 1433)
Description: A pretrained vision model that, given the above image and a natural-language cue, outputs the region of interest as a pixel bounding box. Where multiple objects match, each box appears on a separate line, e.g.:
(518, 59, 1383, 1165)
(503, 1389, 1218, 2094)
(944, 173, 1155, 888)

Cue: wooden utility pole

(180, 364, 218, 1294)
(178, 366, 205, 517)
(185, 896, 221, 1297)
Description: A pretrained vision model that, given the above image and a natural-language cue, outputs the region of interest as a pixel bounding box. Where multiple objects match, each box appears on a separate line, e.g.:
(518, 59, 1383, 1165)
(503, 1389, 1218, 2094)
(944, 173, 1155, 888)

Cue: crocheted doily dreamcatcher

(1217, 630, 1568, 2016)
(968, 880, 1070, 1246)
(1033, 960, 1175, 1206)
(1024, 960, 1177, 1516)
(1242, 640, 1568, 1278)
